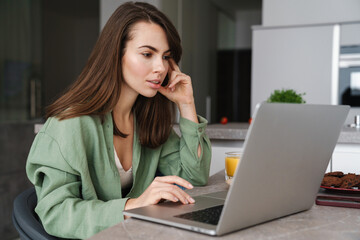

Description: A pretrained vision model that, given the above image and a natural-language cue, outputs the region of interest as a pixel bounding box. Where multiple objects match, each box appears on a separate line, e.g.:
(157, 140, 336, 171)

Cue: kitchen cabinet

(251, 24, 340, 115)
(332, 143, 360, 174)
(262, 0, 360, 27)
(251, 22, 360, 125)
(341, 23, 360, 46)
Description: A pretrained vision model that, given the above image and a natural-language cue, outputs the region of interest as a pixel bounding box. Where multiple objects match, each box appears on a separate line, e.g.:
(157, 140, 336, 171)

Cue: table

(88, 171, 360, 240)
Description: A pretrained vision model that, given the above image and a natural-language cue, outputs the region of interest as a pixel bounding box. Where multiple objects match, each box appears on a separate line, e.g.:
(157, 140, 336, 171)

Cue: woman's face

(121, 21, 171, 98)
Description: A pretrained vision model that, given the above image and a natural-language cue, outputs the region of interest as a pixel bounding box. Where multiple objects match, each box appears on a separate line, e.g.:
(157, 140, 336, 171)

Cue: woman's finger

(154, 176, 194, 189)
(169, 58, 180, 72)
(157, 86, 171, 96)
(157, 190, 180, 203)
(153, 182, 195, 204)
(161, 184, 195, 204)
(167, 77, 181, 91)
(168, 74, 190, 89)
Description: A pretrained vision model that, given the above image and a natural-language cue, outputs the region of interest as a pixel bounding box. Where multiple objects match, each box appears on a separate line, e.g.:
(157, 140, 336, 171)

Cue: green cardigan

(26, 112, 211, 239)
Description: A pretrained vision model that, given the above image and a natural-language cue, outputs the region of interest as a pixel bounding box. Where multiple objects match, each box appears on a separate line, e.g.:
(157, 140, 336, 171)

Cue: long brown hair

(46, 2, 182, 148)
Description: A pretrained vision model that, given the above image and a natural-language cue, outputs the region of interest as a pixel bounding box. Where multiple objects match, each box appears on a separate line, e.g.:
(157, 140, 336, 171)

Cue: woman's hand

(158, 59, 198, 123)
(159, 59, 194, 106)
(124, 176, 195, 211)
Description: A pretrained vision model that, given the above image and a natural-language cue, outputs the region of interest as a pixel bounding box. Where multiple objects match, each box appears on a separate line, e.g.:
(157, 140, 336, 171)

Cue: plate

(320, 185, 360, 194)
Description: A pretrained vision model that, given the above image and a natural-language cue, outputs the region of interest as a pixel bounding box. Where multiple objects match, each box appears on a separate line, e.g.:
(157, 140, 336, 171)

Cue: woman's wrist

(178, 102, 198, 123)
(124, 198, 138, 210)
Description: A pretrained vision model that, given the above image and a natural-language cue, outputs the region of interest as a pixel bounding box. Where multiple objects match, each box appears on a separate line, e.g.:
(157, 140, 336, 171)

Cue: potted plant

(248, 89, 306, 124)
(267, 89, 306, 103)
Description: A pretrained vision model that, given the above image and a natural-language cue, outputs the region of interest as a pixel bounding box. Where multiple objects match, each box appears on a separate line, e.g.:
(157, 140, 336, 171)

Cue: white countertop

(174, 123, 360, 144)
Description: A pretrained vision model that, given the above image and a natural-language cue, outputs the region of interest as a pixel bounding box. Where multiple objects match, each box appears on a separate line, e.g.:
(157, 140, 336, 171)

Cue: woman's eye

(142, 53, 152, 57)
(163, 55, 171, 60)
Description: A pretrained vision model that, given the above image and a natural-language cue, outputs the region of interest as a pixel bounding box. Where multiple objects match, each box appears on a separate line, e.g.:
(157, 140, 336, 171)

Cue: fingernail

(188, 184, 193, 189)
(174, 197, 179, 202)
(189, 197, 195, 203)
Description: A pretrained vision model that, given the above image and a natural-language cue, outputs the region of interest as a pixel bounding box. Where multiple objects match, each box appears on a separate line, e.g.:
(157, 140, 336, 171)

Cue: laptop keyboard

(174, 205, 224, 225)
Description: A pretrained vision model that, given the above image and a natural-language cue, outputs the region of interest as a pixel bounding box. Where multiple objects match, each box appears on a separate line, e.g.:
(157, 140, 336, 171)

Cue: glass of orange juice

(225, 152, 242, 180)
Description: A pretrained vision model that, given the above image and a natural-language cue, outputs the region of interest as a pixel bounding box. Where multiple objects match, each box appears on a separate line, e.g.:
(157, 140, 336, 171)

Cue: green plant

(267, 89, 306, 103)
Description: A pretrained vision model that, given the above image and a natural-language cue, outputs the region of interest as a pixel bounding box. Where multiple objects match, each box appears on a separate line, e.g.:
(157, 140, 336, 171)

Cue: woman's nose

(153, 57, 166, 73)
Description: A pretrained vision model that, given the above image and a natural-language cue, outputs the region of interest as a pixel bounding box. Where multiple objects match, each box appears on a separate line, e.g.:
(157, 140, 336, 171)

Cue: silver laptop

(123, 102, 349, 236)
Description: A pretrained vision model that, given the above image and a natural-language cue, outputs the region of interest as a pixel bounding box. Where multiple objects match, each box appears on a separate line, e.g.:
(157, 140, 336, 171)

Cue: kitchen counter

(89, 171, 360, 240)
(174, 123, 360, 144)
(35, 122, 360, 144)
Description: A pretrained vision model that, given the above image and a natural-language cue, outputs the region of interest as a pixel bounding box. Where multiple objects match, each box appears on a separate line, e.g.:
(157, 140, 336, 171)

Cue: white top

(114, 148, 133, 190)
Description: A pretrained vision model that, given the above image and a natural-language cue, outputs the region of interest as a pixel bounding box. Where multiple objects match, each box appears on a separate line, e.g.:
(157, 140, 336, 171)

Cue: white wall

(263, 0, 360, 27)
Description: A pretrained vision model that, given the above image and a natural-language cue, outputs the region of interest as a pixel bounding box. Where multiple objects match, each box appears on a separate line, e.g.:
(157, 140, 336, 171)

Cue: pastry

(340, 174, 360, 189)
(321, 176, 342, 187)
(324, 171, 344, 177)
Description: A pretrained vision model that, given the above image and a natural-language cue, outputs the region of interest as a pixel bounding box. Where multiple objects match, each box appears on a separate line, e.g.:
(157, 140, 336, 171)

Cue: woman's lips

(146, 80, 162, 89)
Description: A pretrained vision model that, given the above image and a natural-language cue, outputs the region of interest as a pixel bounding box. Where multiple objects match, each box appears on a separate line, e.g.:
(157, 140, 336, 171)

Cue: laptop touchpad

(201, 191, 228, 200)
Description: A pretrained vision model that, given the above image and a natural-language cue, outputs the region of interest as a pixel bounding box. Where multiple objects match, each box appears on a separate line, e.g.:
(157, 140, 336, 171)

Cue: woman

(26, 1, 211, 239)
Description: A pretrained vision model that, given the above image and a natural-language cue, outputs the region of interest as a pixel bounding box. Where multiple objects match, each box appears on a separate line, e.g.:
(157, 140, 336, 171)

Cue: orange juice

(225, 157, 239, 177)
(225, 152, 241, 179)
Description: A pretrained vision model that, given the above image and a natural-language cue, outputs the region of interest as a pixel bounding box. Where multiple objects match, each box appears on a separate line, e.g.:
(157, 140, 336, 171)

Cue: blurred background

(0, 0, 260, 125)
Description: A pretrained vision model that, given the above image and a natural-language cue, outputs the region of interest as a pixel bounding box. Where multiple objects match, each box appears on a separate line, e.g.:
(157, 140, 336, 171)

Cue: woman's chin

(140, 90, 159, 98)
